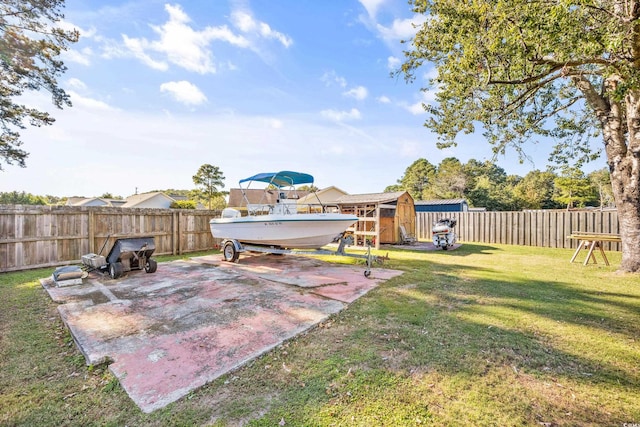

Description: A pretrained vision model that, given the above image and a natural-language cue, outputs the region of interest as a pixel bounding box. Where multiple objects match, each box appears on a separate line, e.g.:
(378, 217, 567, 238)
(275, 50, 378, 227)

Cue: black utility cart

(105, 237, 157, 279)
(82, 236, 158, 279)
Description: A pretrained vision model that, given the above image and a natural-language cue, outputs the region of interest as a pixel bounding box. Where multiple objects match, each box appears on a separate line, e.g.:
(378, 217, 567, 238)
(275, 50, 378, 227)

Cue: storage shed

(336, 191, 416, 249)
(415, 198, 468, 213)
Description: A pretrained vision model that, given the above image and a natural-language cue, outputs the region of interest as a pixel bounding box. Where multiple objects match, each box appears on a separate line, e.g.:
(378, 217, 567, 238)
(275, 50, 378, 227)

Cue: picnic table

(567, 232, 621, 266)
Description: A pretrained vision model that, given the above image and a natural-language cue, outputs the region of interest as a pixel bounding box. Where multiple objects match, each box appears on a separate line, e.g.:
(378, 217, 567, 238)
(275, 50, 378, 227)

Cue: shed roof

(415, 198, 467, 206)
(336, 191, 409, 205)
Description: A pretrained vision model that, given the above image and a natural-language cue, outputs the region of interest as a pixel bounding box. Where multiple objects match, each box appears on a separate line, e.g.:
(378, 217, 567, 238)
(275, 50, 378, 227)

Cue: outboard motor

(432, 218, 457, 250)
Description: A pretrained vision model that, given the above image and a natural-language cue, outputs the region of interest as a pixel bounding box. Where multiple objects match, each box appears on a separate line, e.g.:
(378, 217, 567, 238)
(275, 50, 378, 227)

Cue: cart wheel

(223, 241, 239, 262)
(145, 259, 158, 273)
(364, 270, 371, 278)
(109, 262, 124, 279)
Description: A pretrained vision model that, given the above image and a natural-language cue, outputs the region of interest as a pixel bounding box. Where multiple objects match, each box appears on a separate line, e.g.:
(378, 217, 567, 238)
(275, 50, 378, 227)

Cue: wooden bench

(567, 232, 621, 266)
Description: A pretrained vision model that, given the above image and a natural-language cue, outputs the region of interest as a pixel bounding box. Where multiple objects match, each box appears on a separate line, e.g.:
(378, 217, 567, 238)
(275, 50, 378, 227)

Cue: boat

(209, 171, 358, 249)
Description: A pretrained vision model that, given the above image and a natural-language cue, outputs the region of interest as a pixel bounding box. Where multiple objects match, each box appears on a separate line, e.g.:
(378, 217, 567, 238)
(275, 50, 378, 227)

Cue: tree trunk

(603, 90, 640, 272)
(615, 185, 640, 272)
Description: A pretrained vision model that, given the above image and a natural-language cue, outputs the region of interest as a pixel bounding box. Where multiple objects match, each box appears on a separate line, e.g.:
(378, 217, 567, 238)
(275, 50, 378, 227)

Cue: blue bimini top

(239, 171, 314, 188)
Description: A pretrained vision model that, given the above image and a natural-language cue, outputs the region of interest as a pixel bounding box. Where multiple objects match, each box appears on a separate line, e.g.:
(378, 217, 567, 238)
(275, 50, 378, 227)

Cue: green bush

(170, 200, 197, 209)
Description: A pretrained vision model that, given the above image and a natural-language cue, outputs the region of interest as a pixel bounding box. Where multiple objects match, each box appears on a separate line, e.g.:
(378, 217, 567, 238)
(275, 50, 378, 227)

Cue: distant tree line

(0, 191, 65, 205)
(386, 158, 614, 211)
(2, 160, 614, 211)
(1, 164, 229, 209)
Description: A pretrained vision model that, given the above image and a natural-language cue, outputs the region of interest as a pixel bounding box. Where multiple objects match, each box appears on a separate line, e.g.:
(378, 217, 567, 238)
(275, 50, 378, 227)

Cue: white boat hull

(209, 213, 357, 249)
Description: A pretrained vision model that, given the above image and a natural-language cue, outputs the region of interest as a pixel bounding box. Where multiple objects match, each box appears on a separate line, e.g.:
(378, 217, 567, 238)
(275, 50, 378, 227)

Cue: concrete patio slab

(41, 254, 402, 413)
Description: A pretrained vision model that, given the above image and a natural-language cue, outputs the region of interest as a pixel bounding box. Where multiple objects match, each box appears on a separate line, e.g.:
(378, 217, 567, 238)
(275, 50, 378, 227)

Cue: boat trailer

(219, 236, 384, 277)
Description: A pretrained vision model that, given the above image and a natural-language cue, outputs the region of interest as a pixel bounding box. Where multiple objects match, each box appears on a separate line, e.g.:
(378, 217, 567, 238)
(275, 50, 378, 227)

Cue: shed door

(380, 217, 395, 243)
(379, 208, 396, 243)
(397, 198, 415, 236)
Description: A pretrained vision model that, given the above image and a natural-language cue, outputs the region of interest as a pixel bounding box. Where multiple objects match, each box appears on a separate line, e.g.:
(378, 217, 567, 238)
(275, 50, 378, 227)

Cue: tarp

(239, 171, 314, 187)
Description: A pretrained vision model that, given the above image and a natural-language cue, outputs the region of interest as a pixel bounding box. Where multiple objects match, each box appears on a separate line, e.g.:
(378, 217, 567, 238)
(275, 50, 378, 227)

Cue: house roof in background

(66, 197, 89, 205)
(66, 197, 112, 206)
(121, 192, 175, 208)
(297, 186, 349, 204)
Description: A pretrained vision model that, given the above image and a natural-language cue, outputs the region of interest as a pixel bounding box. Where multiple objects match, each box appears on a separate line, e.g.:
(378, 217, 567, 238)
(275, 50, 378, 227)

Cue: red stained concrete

(41, 253, 402, 413)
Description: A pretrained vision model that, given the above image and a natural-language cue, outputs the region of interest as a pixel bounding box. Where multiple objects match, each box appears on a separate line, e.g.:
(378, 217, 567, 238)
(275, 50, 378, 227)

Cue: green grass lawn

(1, 243, 638, 426)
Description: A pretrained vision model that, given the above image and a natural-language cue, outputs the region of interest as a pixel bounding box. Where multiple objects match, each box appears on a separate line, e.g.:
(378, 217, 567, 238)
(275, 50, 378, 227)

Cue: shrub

(170, 200, 197, 209)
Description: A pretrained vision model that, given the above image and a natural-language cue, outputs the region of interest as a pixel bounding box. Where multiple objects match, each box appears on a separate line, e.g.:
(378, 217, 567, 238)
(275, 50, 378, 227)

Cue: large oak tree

(401, 0, 640, 272)
(0, 0, 78, 170)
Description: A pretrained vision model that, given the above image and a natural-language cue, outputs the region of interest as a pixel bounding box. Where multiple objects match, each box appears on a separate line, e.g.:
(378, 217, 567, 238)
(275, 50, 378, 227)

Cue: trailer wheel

(145, 259, 158, 273)
(109, 262, 124, 279)
(223, 241, 239, 262)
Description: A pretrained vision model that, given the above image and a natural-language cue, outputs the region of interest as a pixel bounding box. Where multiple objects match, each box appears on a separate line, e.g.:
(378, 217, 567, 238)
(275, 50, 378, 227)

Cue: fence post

(88, 209, 95, 253)
(178, 210, 183, 255)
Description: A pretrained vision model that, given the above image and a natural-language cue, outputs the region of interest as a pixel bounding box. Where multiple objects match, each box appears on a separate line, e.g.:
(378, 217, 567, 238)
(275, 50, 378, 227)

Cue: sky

(1, 0, 607, 198)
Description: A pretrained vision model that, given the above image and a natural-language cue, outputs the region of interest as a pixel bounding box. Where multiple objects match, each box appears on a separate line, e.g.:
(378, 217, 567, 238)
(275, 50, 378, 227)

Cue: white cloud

(398, 140, 421, 157)
(321, 71, 347, 88)
(358, 0, 387, 20)
(358, 0, 427, 49)
(423, 66, 439, 82)
(116, 4, 292, 73)
(160, 81, 207, 106)
(375, 15, 426, 43)
(231, 10, 293, 48)
(377, 95, 391, 104)
(58, 20, 94, 38)
(406, 101, 426, 115)
(401, 88, 437, 115)
(121, 4, 251, 74)
(58, 21, 95, 66)
(63, 47, 93, 66)
(264, 118, 283, 129)
(387, 55, 401, 71)
(321, 108, 362, 122)
(343, 86, 368, 100)
(66, 78, 87, 91)
(147, 4, 225, 73)
(68, 91, 116, 111)
(122, 35, 169, 71)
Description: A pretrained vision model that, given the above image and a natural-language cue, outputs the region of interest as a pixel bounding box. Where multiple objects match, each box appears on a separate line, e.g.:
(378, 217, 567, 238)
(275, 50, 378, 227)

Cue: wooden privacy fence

(1, 206, 621, 272)
(0, 205, 221, 272)
(416, 210, 620, 251)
